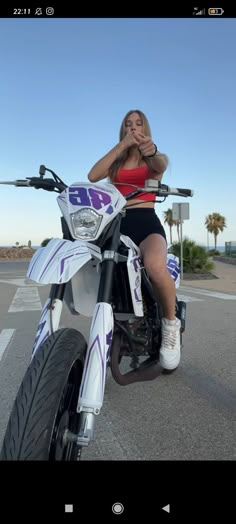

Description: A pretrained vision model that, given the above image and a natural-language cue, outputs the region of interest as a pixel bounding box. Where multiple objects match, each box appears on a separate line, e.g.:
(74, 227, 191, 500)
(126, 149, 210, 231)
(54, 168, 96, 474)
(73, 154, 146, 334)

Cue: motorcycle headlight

(70, 208, 102, 240)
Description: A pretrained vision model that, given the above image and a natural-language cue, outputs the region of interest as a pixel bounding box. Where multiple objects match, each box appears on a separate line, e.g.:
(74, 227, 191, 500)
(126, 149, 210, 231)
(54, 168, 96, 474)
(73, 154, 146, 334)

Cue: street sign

(172, 203, 189, 221)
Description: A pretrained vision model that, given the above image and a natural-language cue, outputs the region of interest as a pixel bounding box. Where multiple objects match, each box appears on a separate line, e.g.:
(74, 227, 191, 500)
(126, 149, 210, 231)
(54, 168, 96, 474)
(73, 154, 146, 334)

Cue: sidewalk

(180, 260, 236, 294)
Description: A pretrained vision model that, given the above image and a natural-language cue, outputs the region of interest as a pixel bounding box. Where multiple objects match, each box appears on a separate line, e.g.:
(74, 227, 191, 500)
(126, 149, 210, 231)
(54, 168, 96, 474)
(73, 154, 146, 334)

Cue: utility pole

(172, 203, 190, 281)
(179, 205, 183, 280)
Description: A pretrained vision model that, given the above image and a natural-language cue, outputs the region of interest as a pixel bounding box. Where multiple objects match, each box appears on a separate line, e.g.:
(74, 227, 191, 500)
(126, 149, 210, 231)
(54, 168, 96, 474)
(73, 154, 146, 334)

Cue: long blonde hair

(109, 109, 156, 182)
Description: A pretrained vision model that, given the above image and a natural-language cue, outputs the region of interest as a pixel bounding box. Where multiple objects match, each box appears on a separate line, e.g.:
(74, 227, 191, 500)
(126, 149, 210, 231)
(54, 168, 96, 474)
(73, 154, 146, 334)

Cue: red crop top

(113, 165, 156, 202)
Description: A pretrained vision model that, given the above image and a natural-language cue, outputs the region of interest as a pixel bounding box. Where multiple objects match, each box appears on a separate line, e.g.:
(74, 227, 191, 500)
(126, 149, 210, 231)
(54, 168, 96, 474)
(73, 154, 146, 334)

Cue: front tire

(0, 328, 87, 461)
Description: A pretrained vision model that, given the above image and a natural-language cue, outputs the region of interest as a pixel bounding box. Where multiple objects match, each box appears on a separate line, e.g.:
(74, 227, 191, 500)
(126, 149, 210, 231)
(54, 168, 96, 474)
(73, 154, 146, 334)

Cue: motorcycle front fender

(27, 238, 101, 284)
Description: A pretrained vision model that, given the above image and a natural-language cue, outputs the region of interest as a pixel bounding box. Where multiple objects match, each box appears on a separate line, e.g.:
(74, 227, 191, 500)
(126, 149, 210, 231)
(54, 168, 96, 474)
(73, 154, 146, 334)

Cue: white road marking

(8, 287, 42, 312)
(177, 293, 204, 303)
(180, 287, 236, 300)
(0, 329, 15, 362)
(0, 278, 44, 287)
(0, 273, 25, 277)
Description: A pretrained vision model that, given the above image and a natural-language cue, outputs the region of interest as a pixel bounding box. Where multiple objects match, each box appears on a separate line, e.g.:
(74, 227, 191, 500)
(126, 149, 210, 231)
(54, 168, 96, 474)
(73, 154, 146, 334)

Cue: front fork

(33, 217, 121, 448)
(74, 301, 113, 447)
(75, 216, 122, 446)
(32, 283, 114, 449)
(31, 283, 65, 358)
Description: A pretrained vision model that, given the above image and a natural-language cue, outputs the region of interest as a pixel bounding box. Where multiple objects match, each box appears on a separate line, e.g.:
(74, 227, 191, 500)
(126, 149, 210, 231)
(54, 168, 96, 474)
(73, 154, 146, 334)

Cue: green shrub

(171, 238, 214, 273)
(41, 238, 52, 247)
(207, 249, 221, 256)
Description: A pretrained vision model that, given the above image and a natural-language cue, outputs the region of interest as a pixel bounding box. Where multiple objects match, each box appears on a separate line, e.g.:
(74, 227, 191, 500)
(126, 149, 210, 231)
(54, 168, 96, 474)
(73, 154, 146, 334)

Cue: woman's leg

(139, 233, 181, 370)
(139, 233, 176, 319)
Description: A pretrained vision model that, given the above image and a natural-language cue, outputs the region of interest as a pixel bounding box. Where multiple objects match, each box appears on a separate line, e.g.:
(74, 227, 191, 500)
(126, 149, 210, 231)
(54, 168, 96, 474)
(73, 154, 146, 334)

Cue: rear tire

(0, 328, 87, 461)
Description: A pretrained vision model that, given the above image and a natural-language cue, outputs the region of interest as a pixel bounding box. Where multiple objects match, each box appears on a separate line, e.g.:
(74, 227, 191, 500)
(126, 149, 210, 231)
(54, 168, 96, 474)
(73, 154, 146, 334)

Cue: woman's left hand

(134, 132, 156, 157)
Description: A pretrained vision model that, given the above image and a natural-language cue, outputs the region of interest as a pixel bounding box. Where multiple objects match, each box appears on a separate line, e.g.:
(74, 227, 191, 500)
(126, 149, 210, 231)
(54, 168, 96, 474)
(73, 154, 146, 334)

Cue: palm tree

(163, 209, 176, 244)
(175, 219, 183, 242)
(205, 213, 226, 250)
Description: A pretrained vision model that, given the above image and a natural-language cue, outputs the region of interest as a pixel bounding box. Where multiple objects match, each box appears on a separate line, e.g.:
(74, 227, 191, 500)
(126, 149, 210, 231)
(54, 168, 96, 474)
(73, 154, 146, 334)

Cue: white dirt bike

(0, 165, 193, 460)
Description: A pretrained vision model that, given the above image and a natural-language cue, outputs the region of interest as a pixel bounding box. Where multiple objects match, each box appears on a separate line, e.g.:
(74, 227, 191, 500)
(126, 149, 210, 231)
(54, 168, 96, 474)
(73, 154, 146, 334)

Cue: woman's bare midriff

(126, 199, 155, 209)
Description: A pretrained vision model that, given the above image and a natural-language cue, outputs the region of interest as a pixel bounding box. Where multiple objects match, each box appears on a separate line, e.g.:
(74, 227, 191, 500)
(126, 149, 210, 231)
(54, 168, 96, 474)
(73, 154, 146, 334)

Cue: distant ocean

(204, 246, 225, 252)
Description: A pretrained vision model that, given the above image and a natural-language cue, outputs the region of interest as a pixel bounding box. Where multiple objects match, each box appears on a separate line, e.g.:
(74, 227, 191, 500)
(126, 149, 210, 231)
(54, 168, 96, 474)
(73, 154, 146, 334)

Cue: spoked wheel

(0, 328, 87, 461)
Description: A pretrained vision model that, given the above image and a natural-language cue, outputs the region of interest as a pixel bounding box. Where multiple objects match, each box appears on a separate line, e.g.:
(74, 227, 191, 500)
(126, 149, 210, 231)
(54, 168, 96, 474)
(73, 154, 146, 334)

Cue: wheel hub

(54, 410, 70, 460)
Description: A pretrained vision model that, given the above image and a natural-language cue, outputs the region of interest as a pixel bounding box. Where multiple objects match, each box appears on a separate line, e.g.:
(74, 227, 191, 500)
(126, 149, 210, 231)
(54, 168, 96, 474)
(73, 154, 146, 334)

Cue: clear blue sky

(0, 18, 235, 247)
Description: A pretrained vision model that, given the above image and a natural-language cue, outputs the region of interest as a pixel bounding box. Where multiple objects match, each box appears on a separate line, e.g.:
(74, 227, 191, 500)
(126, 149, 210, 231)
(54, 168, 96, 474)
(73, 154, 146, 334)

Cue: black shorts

(120, 208, 167, 247)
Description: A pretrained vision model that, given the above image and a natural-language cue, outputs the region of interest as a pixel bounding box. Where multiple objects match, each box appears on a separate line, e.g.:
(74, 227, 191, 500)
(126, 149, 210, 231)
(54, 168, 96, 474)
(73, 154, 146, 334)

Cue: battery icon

(208, 8, 224, 15)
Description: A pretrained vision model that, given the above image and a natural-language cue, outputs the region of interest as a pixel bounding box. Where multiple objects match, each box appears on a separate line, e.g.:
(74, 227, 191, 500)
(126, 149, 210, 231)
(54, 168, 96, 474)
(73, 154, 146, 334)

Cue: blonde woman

(87, 109, 181, 371)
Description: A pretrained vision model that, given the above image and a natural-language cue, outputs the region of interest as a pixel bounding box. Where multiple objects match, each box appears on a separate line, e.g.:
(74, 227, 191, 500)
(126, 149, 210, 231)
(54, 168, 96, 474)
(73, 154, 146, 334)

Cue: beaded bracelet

(144, 143, 158, 158)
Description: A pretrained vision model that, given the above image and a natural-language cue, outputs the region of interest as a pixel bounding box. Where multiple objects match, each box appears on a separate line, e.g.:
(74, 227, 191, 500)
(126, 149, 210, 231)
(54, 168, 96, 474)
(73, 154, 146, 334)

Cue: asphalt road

(0, 261, 235, 460)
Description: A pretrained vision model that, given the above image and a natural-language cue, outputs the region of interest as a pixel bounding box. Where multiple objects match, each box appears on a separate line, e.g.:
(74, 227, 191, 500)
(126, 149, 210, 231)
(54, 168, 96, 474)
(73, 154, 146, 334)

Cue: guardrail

(213, 256, 236, 265)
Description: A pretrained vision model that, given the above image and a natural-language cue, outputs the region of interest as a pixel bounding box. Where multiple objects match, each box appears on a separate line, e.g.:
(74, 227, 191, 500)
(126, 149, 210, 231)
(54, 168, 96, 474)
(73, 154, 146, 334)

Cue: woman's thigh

(139, 233, 168, 277)
(120, 209, 166, 247)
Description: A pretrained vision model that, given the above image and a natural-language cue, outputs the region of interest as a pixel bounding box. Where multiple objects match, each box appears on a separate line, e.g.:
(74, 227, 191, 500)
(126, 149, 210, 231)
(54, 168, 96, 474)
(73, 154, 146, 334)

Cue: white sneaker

(159, 317, 181, 370)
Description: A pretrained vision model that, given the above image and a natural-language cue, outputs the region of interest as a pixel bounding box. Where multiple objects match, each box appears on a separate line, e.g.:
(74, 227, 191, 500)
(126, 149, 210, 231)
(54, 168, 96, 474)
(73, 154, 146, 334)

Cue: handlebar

(114, 179, 194, 200)
(0, 164, 67, 192)
(0, 178, 66, 192)
(0, 180, 31, 187)
(152, 184, 193, 198)
(0, 163, 68, 193)
(0, 169, 194, 199)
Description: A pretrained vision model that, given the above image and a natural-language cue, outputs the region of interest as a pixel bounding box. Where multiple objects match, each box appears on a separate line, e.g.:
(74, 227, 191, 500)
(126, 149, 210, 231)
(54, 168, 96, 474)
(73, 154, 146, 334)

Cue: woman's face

(124, 112, 143, 136)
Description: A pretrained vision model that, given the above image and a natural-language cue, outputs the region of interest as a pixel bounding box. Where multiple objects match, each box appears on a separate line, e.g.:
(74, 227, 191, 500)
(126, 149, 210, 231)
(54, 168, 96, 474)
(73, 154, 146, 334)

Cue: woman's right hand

(121, 132, 139, 150)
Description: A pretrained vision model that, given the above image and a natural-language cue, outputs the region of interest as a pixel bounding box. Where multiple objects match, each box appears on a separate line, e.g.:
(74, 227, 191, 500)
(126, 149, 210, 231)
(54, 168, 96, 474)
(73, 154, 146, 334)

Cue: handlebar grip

(177, 188, 194, 197)
(15, 180, 31, 187)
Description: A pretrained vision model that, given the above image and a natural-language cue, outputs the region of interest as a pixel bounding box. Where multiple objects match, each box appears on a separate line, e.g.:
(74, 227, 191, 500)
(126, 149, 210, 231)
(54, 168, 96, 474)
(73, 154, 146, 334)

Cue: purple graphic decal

(32, 301, 50, 353)
(91, 304, 100, 331)
(32, 321, 49, 353)
(106, 205, 114, 215)
(59, 254, 74, 277)
(28, 248, 43, 277)
(88, 188, 111, 210)
(131, 256, 142, 272)
(167, 258, 180, 282)
(40, 241, 67, 279)
(80, 334, 105, 397)
(41, 301, 50, 319)
(134, 275, 142, 303)
(134, 288, 142, 303)
(38, 330, 50, 349)
(59, 249, 89, 281)
(69, 187, 91, 206)
(106, 329, 113, 362)
(69, 187, 111, 210)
